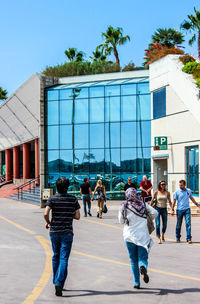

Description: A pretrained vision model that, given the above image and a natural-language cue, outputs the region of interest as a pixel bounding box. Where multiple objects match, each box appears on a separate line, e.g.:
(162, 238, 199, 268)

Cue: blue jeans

(50, 233, 73, 289)
(126, 241, 148, 286)
(82, 194, 91, 216)
(176, 208, 191, 241)
(155, 207, 168, 238)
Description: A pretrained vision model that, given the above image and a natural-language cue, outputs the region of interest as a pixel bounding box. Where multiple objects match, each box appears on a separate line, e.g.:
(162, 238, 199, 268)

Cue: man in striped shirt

(44, 177, 80, 297)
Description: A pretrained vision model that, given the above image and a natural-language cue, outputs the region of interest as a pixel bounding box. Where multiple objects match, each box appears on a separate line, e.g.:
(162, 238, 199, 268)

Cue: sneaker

(55, 285, 62, 297)
(140, 266, 149, 284)
(88, 211, 92, 216)
(176, 238, 181, 243)
(187, 240, 192, 244)
(134, 285, 140, 289)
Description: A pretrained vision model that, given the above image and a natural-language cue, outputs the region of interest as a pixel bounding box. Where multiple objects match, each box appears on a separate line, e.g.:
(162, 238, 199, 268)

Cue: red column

(5, 149, 12, 182)
(23, 143, 31, 182)
(13, 146, 20, 179)
(35, 138, 39, 183)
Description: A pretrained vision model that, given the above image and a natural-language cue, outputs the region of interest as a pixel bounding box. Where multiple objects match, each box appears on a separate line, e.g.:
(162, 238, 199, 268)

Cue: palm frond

(188, 34, 196, 46)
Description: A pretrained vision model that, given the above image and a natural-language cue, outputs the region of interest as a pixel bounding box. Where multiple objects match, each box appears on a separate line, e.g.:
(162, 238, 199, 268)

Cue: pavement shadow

(62, 288, 200, 298)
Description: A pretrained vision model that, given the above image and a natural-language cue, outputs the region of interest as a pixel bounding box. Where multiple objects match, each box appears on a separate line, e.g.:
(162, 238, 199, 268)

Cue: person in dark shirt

(44, 177, 80, 297)
(124, 177, 137, 193)
(80, 177, 93, 217)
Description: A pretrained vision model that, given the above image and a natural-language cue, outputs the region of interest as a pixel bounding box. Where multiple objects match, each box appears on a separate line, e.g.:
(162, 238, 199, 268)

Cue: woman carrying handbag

(92, 180, 107, 219)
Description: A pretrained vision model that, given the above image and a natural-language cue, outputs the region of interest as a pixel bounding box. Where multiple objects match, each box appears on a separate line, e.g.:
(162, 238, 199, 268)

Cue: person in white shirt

(119, 187, 158, 289)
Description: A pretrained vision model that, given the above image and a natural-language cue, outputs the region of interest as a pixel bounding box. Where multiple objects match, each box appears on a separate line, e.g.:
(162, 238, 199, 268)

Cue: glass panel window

(74, 150, 89, 173)
(74, 124, 88, 149)
(60, 125, 72, 149)
(105, 148, 120, 173)
(90, 98, 104, 123)
(60, 89, 73, 100)
(47, 90, 58, 101)
(137, 121, 151, 147)
(137, 82, 149, 94)
(105, 85, 120, 97)
(137, 94, 151, 121)
(89, 86, 104, 98)
(90, 123, 104, 149)
(60, 99, 73, 124)
(105, 123, 120, 148)
(121, 122, 136, 148)
(75, 98, 88, 123)
(90, 149, 104, 173)
(105, 97, 120, 122)
(76, 88, 88, 99)
(121, 95, 136, 121)
(48, 126, 59, 149)
(121, 83, 136, 96)
(47, 101, 58, 125)
(153, 87, 166, 119)
(186, 146, 199, 195)
(60, 150, 73, 173)
(121, 148, 137, 173)
(48, 150, 59, 173)
(137, 148, 151, 173)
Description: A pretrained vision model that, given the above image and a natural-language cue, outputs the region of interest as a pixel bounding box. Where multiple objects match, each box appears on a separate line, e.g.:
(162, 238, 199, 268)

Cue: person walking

(44, 177, 80, 297)
(172, 179, 200, 244)
(119, 187, 158, 289)
(140, 175, 153, 203)
(151, 181, 172, 244)
(92, 180, 106, 219)
(80, 177, 92, 217)
(124, 177, 137, 193)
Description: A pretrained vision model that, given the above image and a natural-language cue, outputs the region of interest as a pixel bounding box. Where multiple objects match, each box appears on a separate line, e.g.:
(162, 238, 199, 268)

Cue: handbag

(151, 191, 158, 208)
(102, 203, 108, 213)
(145, 205, 155, 234)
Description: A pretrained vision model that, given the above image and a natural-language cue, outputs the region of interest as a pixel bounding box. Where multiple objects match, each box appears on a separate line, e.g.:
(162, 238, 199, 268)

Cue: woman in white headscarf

(119, 187, 158, 289)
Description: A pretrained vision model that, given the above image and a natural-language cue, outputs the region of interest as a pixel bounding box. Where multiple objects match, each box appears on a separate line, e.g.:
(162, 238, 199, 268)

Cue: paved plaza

(0, 198, 200, 304)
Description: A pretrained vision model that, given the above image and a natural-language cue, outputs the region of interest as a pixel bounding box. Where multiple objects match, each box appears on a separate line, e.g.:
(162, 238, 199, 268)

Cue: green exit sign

(154, 137, 168, 150)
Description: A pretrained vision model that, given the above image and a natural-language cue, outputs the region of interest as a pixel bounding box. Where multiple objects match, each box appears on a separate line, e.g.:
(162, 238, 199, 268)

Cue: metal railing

(15, 176, 40, 200)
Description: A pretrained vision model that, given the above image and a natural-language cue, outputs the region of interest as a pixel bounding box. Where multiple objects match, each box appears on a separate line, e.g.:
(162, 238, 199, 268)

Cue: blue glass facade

(153, 87, 166, 119)
(45, 79, 151, 199)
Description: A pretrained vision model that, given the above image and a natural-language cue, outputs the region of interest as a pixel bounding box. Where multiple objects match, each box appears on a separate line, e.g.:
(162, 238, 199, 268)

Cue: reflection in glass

(76, 88, 88, 99)
(137, 94, 151, 121)
(137, 82, 149, 94)
(137, 148, 151, 172)
(48, 150, 59, 173)
(75, 98, 88, 123)
(74, 150, 89, 173)
(47, 90, 58, 101)
(60, 89, 73, 100)
(137, 121, 151, 147)
(105, 96, 120, 122)
(89, 86, 104, 98)
(121, 83, 136, 95)
(60, 150, 73, 173)
(60, 99, 73, 124)
(90, 98, 104, 123)
(74, 124, 88, 148)
(105, 123, 120, 148)
(47, 101, 58, 125)
(90, 149, 104, 173)
(60, 125, 72, 149)
(48, 126, 59, 149)
(105, 85, 120, 97)
(121, 122, 136, 147)
(121, 148, 137, 173)
(121, 95, 136, 121)
(90, 123, 104, 148)
(105, 149, 120, 173)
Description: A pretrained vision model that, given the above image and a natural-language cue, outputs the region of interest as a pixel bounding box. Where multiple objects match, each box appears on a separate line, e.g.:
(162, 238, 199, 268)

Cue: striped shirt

(45, 193, 80, 235)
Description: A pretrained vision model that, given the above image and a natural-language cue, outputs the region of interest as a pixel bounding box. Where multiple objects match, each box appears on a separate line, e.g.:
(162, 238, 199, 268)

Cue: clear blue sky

(0, 0, 200, 95)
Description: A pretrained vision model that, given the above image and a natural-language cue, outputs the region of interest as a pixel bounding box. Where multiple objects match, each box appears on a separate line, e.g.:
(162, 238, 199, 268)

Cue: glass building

(45, 75, 151, 199)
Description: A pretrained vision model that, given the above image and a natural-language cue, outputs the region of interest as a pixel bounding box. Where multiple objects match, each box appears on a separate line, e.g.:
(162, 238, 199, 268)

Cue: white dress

(118, 203, 158, 252)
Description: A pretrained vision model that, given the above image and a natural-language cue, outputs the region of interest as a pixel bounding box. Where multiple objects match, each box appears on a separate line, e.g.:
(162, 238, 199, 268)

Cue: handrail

(15, 176, 40, 201)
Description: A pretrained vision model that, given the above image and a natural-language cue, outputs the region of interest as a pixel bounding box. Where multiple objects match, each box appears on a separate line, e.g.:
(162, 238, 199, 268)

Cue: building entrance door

(186, 146, 199, 195)
(153, 158, 168, 189)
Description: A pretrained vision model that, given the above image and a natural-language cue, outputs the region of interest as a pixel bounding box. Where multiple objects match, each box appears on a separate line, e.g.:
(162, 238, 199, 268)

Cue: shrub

(122, 62, 141, 71)
(144, 43, 184, 68)
(179, 54, 196, 65)
(182, 62, 199, 74)
(195, 78, 200, 88)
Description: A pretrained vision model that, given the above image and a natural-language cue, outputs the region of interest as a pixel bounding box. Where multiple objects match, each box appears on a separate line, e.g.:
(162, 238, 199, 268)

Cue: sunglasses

(161, 183, 166, 186)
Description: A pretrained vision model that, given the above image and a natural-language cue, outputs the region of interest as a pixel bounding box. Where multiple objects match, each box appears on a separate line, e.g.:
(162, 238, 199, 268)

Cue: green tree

(0, 87, 8, 100)
(181, 7, 200, 59)
(90, 45, 111, 62)
(64, 48, 84, 62)
(100, 26, 130, 65)
(150, 28, 184, 48)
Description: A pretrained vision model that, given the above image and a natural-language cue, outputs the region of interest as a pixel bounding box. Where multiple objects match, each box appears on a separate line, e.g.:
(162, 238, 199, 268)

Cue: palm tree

(0, 87, 8, 100)
(151, 28, 184, 48)
(181, 7, 200, 59)
(90, 45, 111, 62)
(100, 26, 130, 65)
(64, 48, 84, 62)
